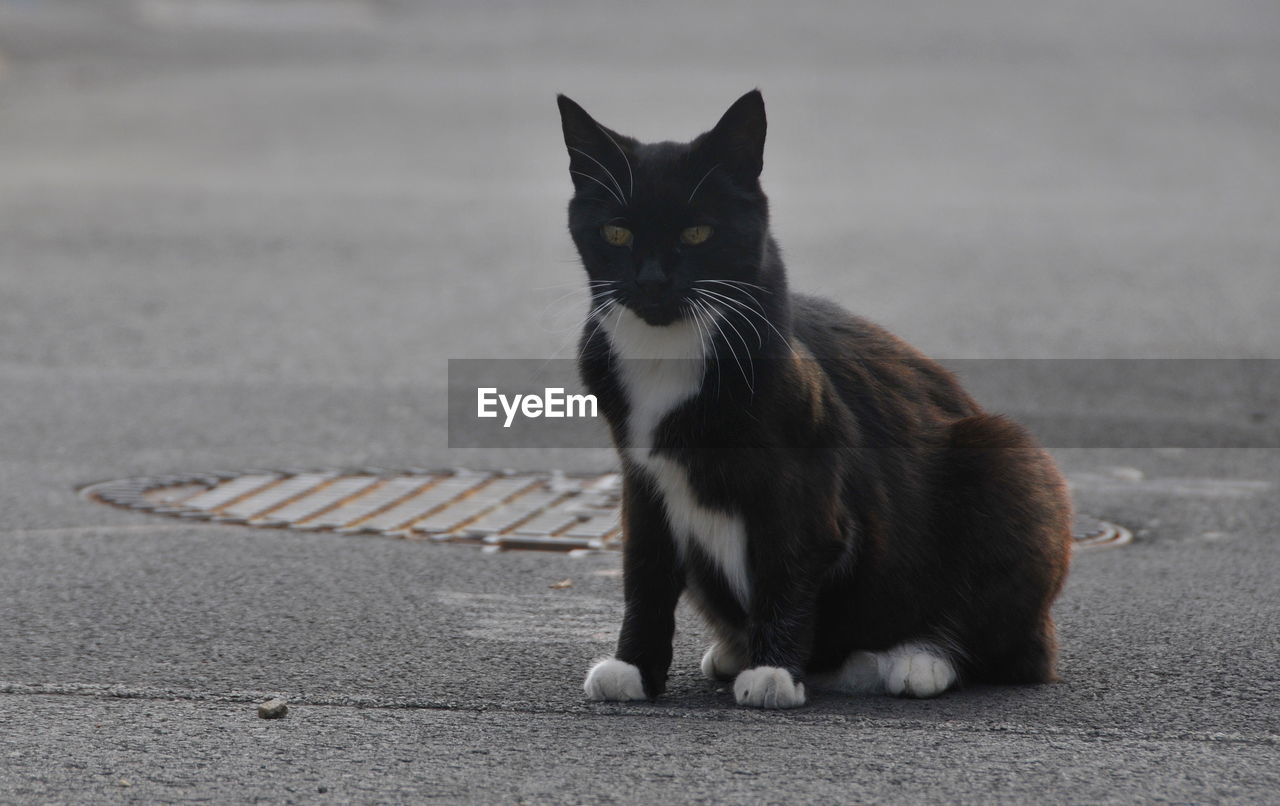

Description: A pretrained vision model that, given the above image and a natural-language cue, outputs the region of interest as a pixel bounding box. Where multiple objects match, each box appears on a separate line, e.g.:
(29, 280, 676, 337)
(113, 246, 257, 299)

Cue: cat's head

(558, 91, 772, 327)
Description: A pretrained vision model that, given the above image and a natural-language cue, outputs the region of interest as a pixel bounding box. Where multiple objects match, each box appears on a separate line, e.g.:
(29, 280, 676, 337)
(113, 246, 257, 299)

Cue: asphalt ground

(0, 1, 1277, 803)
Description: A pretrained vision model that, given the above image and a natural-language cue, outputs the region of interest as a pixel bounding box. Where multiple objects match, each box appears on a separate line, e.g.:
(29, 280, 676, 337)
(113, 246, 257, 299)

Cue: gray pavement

(1, 1, 1277, 803)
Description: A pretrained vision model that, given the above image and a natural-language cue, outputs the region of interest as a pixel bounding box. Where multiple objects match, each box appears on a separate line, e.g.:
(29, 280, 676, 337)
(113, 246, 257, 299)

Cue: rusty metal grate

(81, 469, 1130, 552)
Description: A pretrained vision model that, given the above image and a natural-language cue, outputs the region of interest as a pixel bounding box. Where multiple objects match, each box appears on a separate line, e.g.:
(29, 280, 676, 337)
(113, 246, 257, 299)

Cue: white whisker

(534, 279, 616, 291)
(687, 163, 720, 204)
(695, 285, 792, 355)
(695, 289, 761, 347)
(690, 299, 723, 397)
(569, 147, 627, 202)
(696, 299, 753, 396)
(577, 298, 619, 362)
(699, 278, 772, 295)
(570, 170, 624, 206)
(710, 300, 756, 394)
(594, 125, 634, 198)
(538, 281, 620, 334)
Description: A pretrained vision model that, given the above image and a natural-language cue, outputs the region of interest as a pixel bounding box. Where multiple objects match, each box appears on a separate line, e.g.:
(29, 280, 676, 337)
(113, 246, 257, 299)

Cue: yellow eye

(601, 224, 633, 247)
(680, 225, 713, 245)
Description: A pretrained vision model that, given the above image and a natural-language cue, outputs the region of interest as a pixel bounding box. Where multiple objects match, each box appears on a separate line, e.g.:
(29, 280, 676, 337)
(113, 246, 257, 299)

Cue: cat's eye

(601, 224, 633, 247)
(680, 225, 713, 246)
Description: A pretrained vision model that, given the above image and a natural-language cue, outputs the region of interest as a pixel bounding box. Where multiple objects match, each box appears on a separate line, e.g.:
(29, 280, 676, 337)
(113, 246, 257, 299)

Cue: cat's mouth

(626, 299, 685, 327)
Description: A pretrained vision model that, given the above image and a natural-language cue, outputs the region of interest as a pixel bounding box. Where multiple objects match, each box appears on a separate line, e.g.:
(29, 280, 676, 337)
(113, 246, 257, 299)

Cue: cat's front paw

(884, 651, 956, 698)
(583, 658, 648, 702)
(733, 666, 806, 709)
(700, 641, 747, 681)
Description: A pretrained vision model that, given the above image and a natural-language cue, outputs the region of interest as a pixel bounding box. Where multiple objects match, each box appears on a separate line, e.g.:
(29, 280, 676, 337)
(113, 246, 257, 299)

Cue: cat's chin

(627, 303, 684, 327)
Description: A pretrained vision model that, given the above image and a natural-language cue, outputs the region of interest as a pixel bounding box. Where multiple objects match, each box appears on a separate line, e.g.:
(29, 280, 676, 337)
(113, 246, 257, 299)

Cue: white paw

(583, 658, 648, 702)
(811, 651, 884, 694)
(733, 666, 806, 709)
(883, 651, 956, 698)
(700, 641, 746, 681)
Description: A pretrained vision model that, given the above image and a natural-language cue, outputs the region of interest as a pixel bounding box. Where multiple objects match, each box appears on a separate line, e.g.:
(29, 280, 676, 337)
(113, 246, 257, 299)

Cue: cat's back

(790, 293, 979, 421)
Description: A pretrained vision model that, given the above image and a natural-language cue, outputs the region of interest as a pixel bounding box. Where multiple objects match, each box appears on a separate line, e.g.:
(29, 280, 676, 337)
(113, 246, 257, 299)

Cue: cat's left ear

(696, 89, 767, 181)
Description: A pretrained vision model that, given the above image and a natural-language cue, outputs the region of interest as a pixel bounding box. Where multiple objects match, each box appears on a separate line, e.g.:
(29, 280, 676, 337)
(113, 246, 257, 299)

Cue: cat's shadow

(648, 670, 1061, 722)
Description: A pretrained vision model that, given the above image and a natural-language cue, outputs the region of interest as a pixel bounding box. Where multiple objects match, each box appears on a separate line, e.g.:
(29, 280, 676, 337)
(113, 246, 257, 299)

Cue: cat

(558, 90, 1072, 709)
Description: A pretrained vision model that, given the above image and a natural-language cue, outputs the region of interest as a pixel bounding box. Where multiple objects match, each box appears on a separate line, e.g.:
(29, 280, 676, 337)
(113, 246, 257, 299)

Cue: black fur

(560, 91, 1072, 701)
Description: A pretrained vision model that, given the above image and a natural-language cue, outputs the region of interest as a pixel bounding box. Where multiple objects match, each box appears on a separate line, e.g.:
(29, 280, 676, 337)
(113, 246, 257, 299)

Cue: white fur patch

(812, 650, 884, 694)
(638, 455, 751, 606)
(700, 640, 747, 681)
(603, 308, 752, 609)
(602, 308, 706, 450)
(882, 645, 956, 698)
(733, 666, 806, 709)
(814, 642, 957, 695)
(815, 643, 957, 698)
(583, 657, 647, 701)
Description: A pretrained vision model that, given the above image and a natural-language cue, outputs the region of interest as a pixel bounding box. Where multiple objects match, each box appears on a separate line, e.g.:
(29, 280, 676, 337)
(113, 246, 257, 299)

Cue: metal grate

(82, 469, 1130, 552)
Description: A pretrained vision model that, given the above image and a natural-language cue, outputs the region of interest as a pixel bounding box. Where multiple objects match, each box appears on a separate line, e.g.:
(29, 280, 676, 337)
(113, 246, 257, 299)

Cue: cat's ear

(557, 94, 632, 201)
(696, 89, 767, 181)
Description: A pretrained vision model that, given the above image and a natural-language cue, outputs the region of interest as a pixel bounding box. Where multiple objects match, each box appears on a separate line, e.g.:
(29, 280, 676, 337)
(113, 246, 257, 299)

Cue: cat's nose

(635, 260, 669, 293)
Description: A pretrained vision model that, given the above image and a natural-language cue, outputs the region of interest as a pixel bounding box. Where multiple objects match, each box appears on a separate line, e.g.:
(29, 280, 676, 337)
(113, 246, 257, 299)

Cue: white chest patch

(602, 308, 751, 607)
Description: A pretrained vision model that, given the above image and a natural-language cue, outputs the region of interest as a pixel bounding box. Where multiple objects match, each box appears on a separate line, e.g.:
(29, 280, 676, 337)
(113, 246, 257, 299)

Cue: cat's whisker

(696, 299, 753, 396)
(576, 298, 619, 363)
(571, 170, 625, 206)
(541, 285, 594, 311)
(716, 301, 752, 396)
(695, 288, 775, 347)
(538, 284, 620, 334)
(595, 125, 634, 198)
(706, 300, 756, 391)
(534, 279, 617, 291)
(694, 285, 764, 319)
(687, 163, 720, 204)
(569, 147, 627, 202)
(700, 278, 773, 295)
(689, 299, 723, 397)
(560, 294, 615, 340)
(696, 289, 761, 348)
(695, 287, 794, 356)
(537, 295, 618, 376)
(682, 301, 711, 382)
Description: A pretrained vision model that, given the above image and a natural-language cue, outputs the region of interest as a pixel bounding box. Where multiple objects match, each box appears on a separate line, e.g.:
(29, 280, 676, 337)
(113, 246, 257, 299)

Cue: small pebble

(258, 698, 289, 719)
(549, 579, 573, 589)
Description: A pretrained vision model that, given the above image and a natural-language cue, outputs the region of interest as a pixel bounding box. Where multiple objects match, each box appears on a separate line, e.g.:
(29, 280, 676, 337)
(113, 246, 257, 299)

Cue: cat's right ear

(557, 95, 631, 202)
(695, 89, 767, 182)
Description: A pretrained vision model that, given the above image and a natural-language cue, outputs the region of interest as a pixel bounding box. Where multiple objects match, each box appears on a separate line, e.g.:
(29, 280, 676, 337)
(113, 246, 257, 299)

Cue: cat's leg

(700, 637, 748, 681)
(813, 642, 958, 698)
(733, 601, 812, 709)
(878, 642, 958, 698)
(731, 511, 837, 709)
(809, 650, 883, 694)
(683, 577, 750, 681)
(584, 475, 684, 702)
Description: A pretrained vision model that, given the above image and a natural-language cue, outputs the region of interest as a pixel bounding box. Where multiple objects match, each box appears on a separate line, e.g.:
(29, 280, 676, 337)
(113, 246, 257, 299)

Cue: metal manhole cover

(81, 469, 1131, 552)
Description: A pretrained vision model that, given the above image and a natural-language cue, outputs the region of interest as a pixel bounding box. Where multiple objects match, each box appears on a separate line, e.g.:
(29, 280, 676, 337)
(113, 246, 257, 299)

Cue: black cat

(559, 90, 1072, 708)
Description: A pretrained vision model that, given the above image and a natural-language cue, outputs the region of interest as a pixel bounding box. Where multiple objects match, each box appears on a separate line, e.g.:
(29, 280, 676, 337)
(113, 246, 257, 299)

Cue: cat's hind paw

(700, 641, 747, 681)
(883, 650, 956, 698)
(733, 666, 806, 709)
(583, 658, 648, 702)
